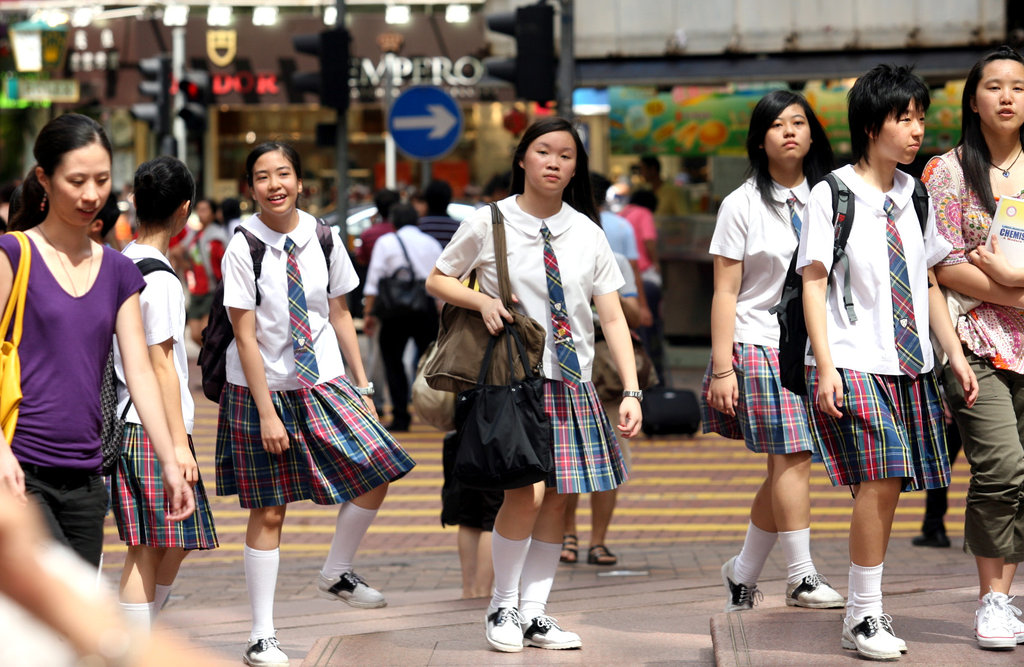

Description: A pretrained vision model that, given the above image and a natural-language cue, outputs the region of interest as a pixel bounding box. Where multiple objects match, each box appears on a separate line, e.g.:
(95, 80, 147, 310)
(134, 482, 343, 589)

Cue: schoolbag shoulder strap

(911, 177, 930, 232)
(824, 173, 858, 324)
(315, 218, 334, 291)
(133, 257, 176, 277)
(236, 227, 267, 306)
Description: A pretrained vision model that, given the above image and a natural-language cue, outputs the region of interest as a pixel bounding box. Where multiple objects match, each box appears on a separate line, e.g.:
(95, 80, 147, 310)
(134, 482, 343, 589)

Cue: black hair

(590, 172, 612, 210)
(958, 46, 1024, 214)
(746, 89, 835, 217)
(10, 113, 113, 231)
(133, 156, 196, 229)
(424, 180, 452, 215)
(483, 171, 511, 199)
(628, 189, 658, 213)
(221, 196, 242, 222)
(511, 117, 600, 224)
(390, 202, 419, 230)
(847, 63, 930, 165)
(373, 188, 401, 221)
(244, 141, 303, 190)
(94, 195, 121, 238)
(639, 155, 661, 173)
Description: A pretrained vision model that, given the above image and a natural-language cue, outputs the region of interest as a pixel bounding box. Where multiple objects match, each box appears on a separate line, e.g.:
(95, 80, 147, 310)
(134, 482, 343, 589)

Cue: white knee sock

(778, 528, 815, 583)
(321, 503, 378, 579)
(119, 602, 153, 632)
(488, 531, 532, 611)
(153, 584, 173, 617)
(244, 546, 280, 641)
(733, 522, 777, 585)
(519, 539, 562, 623)
(848, 562, 884, 621)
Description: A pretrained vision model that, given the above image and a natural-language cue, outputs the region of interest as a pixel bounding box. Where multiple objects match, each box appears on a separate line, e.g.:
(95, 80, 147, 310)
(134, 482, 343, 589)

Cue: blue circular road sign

(387, 86, 464, 161)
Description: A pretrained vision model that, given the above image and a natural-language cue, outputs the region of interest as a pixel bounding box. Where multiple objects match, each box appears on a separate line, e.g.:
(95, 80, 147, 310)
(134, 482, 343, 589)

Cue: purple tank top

(0, 234, 145, 472)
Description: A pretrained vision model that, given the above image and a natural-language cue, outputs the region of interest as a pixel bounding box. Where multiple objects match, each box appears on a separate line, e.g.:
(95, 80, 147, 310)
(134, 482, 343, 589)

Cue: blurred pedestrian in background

(173, 197, 227, 346)
(418, 179, 461, 248)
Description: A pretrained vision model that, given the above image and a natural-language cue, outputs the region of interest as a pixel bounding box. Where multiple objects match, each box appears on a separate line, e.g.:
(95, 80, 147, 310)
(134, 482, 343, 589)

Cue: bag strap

(911, 177, 929, 233)
(315, 218, 334, 291)
(393, 232, 417, 277)
(235, 227, 267, 306)
(488, 203, 515, 308)
(825, 173, 858, 324)
(1, 232, 31, 347)
(474, 322, 534, 386)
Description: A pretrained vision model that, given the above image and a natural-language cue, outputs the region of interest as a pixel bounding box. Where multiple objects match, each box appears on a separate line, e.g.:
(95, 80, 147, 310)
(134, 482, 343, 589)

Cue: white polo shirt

(709, 177, 809, 348)
(222, 211, 359, 390)
(796, 164, 952, 375)
(114, 242, 194, 433)
(436, 195, 624, 383)
(364, 225, 444, 296)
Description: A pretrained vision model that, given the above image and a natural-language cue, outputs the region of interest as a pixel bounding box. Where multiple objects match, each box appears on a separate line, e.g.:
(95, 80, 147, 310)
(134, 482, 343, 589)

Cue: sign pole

(384, 51, 397, 190)
(557, 0, 575, 120)
(335, 0, 349, 246)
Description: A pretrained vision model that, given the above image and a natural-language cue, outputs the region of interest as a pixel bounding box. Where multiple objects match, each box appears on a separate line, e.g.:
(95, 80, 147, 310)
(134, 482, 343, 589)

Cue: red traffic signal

(179, 69, 211, 132)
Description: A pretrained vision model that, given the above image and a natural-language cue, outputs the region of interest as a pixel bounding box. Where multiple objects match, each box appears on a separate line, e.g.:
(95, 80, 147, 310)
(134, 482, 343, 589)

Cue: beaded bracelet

(711, 368, 735, 379)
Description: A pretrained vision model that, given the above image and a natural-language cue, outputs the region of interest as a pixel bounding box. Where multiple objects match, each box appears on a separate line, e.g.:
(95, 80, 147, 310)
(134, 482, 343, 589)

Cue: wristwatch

(356, 382, 375, 396)
(622, 390, 643, 402)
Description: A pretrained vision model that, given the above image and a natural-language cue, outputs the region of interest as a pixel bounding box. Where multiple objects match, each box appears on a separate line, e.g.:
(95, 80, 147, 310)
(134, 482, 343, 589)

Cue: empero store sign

(351, 55, 484, 93)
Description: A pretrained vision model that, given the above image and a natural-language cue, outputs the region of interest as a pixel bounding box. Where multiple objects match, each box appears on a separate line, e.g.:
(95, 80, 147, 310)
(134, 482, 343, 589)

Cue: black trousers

(379, 312, 438, 422)
(921, 421, 964, 535)
(23, 463, 108, 567)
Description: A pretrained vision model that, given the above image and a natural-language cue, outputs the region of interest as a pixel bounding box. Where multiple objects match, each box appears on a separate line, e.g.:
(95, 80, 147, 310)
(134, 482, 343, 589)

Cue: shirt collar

(247, 210, 316, 252)
(503, 195, 579, 238)
(770, 178, 811, 206)
(837, 164, 915, 212)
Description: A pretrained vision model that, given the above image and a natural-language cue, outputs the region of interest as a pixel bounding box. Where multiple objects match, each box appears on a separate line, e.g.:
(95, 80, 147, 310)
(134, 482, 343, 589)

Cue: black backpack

(199, 221, 335, 402)
(100, 258, 178, 475)
(770, 173, 929, 396)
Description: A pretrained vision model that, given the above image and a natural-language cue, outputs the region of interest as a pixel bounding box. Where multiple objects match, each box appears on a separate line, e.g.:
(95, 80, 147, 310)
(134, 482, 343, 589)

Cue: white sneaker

(317, 571, 387, 608)
(243, 637, 289, 667)
(976, 590, 1020, 649)
(785, 572, 845, 609)
(841, 615, 903, 660)
(522, 614, 582, 649)
(721, 555, 762, 612)
(485, 607, 525, 652)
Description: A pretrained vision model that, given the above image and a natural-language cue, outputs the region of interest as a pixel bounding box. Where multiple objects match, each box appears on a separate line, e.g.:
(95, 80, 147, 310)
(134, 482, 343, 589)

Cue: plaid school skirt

(700, 343, 817, 456)
(111, 428, 218, 550)
(805, 367, 949, 491)
(544, 380, 628, 494)
(216, 376, 416, 508)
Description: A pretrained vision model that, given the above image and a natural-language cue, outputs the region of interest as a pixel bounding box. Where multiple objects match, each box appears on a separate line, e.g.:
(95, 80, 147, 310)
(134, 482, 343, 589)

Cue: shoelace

(496, 608, 525, 628)
(803, 573, 827, 589)
(532, 615, 560, 631)
(734, 582, 764, 608)
(860, 615, 881, 636)
(342, 571, 368, 587)
(253, 637, 281, 653)
(983, 594, 1021, 630)
(878, 613, 898, 637)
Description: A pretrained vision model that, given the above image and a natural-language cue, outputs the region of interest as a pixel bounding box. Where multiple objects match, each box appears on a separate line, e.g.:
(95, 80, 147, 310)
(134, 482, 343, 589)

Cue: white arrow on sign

(392, 103, 458, 139)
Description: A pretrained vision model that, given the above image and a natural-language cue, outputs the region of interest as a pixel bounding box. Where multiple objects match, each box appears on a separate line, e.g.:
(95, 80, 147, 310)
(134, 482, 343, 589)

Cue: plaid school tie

(540, 224, 582, 389)
(786, 194, 802, 237)
(284, 237, 320, 388)
(883, 197, 925, 378)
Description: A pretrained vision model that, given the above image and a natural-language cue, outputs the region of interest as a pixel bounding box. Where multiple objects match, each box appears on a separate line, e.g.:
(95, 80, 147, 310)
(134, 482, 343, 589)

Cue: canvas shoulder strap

(489, 202, 515, 308)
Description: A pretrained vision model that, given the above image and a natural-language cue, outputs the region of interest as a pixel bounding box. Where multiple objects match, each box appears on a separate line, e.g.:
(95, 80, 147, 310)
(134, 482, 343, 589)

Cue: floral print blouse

(922, 150, 1024, 372)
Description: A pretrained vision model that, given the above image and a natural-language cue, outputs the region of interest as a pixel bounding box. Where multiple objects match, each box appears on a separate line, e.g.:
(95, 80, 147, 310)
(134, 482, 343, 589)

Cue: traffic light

(486, 3, 555, 102)
(179, 68, 212, 132)
(291, 27, 350, 111)
(131, 55, 172, 136)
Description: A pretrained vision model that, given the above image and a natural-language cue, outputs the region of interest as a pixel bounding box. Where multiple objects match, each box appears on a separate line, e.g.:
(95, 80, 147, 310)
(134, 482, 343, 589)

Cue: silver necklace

(38, 226, 95, 297)
(990, 147, 1023, 178)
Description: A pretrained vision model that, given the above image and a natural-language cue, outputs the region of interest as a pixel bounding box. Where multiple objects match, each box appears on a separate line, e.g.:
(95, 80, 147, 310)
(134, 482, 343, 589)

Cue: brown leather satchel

(423, 203, 546, 394)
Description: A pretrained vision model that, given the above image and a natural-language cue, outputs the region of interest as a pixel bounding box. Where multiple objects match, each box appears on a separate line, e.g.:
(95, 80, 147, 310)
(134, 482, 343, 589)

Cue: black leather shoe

(385, 418, 410, 432)
(911, 531, 951, 548)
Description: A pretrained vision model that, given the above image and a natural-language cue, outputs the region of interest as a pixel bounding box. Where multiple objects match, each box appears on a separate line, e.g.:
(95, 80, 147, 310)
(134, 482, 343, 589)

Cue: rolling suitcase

(641, 387, 701, 436)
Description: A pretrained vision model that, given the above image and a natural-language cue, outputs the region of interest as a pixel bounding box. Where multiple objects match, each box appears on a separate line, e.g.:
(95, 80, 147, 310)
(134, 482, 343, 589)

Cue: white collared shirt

(436, 196, 624, 382)
(114, 242, 194, 433)
(222, 210, 359, 390)
(364, 225, 445, 296)
(709, 176, 810, 347)
(796, 164, 952, 375)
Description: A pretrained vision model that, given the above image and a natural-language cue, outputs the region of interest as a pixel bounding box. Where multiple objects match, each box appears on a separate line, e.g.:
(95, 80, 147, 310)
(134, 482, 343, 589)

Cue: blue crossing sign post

(387, 86, 463, 161)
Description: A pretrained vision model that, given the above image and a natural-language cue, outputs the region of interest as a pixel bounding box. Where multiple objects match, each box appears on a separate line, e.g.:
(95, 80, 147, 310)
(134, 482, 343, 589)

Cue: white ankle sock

(519, 539, 562, 622)
(119, 601, 153, 632)
(153, 584, 173, 617)
(489, 531, 531, 611)
(244, 545, 280, 641)
(321, 503, 378, 579)
(848, 562, 884, 621)
(778, 528, 815, 583)
(733, 522, 777, 585)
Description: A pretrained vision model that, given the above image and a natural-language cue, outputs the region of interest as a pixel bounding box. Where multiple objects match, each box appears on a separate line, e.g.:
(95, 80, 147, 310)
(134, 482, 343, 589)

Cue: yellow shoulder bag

(0, 231, 31, 443)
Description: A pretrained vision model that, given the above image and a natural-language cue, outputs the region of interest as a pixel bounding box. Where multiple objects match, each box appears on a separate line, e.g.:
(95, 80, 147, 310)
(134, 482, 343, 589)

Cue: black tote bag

(452, 324, 553, 490)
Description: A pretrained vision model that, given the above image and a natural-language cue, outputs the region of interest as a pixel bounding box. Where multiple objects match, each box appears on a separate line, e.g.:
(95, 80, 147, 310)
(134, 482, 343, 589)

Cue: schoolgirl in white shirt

(111, 156, 218, 631)
(427, 117, 642, 653)
(799, 64, 977, 661)
(215, 142, 415, 667)
(702, 90, 844, 614)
